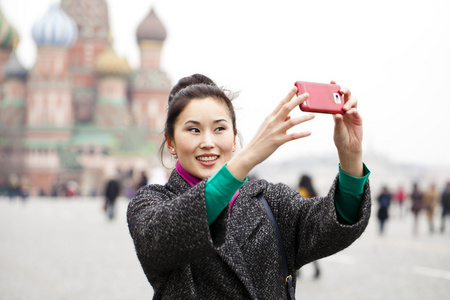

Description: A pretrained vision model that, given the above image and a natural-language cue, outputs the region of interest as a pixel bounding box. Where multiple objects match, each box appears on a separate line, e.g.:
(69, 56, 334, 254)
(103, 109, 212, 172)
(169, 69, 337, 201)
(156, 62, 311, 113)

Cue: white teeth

(197, 156, 219, 162)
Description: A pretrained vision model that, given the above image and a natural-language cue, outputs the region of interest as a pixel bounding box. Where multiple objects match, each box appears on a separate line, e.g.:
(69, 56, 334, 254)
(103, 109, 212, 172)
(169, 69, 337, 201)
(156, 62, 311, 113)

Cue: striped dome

(0, 8, 19, 49)
(32, 4, 78, 47)
(95, 47, 131, 77)
(136, 8, 167, 42)
(2, 51, 28, 80)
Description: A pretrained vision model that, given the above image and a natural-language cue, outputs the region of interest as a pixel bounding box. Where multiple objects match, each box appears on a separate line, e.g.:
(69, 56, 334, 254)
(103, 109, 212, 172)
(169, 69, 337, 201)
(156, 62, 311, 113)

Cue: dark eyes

(187, 127, 226, 133)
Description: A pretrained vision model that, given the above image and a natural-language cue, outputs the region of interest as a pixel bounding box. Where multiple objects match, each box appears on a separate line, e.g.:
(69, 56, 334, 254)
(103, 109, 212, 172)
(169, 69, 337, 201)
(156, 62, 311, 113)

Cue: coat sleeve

(127, 181, 229, 274)
(264, 175, 371, 270)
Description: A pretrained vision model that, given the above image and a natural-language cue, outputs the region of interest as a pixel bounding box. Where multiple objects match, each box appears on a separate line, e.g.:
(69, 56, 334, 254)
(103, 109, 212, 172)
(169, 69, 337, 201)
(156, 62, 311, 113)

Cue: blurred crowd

(0, 167, 170, 202)
(0, 168, 169, 222)
(376, 181, 450, 235)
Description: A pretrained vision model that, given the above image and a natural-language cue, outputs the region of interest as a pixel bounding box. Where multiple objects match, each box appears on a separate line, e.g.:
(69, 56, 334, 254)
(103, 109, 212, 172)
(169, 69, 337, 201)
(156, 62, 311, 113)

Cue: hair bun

(168, 74, 216, 104)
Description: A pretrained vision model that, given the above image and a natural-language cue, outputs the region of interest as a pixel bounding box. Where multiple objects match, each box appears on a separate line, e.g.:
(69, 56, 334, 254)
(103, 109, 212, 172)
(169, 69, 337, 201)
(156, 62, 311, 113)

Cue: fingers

(282, 113, 315, 132)
(343, 98, 358, 111)
(280, 93, 308, 115)
(273, 86, 298, 115)
(333, 114, 344, 128)
(277, 95, 309, 124)
(334, 104, 363, 127)
(268, 87, 314, 137)
(273, 87, 310, 117)
(340, 87, 352, 102)
(338, 87, 358, 112)
(282, 115, 314, 143)
(288, 130, 312, 141)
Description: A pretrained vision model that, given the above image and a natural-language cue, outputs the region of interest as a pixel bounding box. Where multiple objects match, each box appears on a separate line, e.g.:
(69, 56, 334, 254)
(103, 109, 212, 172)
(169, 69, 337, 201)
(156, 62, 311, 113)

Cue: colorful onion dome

(32, 4, 78, 47)
(95, 47, 131, 76)
(2, 51, 28, 80)
(136, 8, 167, 42)
(0, 8, 19, 49)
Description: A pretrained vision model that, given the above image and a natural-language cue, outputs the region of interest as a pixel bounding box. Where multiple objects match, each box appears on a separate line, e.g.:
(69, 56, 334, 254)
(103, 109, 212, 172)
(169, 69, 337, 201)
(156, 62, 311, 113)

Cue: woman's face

(167, 97, 236, 179)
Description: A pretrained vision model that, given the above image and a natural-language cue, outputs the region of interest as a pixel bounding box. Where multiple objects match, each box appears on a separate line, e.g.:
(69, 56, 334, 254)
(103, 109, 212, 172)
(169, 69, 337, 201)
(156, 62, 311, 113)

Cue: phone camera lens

(333, 93, 341, 104)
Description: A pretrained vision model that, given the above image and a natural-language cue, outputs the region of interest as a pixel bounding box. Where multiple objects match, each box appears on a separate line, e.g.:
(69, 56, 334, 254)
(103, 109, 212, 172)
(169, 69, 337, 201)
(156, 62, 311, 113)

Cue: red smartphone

(295, 81, 345, 114)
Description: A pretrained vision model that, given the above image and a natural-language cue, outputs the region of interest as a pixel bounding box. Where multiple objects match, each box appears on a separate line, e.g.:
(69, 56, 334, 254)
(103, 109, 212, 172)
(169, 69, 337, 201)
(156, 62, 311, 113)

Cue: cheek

(178, 140, 197, 154)
(173, 131, 197, 153)
(218, 134, 236, 155)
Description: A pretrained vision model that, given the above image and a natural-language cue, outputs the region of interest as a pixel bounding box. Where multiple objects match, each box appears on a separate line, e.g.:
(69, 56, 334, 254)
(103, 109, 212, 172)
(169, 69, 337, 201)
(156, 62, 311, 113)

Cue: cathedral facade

(0, 0, 171, 196)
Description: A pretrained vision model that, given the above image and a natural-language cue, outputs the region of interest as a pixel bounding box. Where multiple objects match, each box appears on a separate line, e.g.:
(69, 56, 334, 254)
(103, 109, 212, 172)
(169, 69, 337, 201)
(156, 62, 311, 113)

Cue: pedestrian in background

(410, 182, 423, 235)
(440, 181, 450, 233)
(127, 74, 371, 299)
(298, 174, 321, 278)
(136, 171, 148, 190)
(377, 186, 391, 235)
(423, 183, 439, 233)
(20, 177, 30, 202)
(394, 185, 406, 218)
(104, 176, 121, 220)
(7, 174, 21, 201)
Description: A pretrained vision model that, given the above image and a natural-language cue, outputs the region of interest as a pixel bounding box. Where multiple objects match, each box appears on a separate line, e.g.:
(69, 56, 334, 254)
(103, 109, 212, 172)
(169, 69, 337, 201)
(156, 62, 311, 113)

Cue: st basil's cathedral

(0, 0, 171, 196)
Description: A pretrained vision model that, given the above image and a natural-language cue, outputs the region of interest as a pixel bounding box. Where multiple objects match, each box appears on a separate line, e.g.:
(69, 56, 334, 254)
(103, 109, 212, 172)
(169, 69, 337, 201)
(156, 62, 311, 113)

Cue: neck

(176, 160, 201, 187)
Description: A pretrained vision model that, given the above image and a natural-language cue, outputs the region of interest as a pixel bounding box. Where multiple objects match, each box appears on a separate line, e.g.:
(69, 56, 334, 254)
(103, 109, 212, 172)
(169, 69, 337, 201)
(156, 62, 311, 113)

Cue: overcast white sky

(2, 0, 450, 167)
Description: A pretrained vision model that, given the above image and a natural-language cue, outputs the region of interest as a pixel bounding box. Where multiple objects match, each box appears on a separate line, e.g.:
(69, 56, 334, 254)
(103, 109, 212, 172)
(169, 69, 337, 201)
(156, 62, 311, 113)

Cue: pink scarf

(175, 160, 239, 211)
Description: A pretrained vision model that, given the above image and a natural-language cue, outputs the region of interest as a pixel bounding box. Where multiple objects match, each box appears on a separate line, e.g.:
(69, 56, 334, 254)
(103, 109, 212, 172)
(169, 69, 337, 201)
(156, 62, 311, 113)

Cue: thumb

(333, 114, 345, 131)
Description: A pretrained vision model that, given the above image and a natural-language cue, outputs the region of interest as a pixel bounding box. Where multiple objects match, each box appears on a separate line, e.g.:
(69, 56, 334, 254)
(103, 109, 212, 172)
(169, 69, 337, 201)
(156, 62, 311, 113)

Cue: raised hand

(333, 85, 364, 177)
(227, 87, 315, 180)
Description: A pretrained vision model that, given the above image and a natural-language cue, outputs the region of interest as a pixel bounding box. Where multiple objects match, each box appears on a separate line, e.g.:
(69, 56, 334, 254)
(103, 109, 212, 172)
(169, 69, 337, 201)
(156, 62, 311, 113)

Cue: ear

(232, 134, 237, 152)
(165, 135, 177, 155)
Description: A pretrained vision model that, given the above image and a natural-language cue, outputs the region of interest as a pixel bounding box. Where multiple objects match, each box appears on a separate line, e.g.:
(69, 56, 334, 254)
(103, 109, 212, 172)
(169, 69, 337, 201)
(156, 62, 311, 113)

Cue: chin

(197, 170, 216, 179)
(198, 166, 222, 179)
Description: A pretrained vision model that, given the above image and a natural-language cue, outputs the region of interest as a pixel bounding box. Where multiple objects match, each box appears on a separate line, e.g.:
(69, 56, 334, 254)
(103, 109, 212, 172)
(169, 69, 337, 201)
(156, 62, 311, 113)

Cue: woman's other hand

(332, 84, 364, 177)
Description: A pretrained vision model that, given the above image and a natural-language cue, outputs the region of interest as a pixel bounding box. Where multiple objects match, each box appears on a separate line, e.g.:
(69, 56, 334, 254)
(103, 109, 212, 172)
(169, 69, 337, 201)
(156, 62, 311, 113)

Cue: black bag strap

(257, 194, 296, 300)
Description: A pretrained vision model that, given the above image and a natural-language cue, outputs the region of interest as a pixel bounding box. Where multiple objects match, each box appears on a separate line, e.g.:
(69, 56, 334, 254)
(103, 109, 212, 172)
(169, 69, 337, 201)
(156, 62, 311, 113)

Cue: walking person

(104, 176, 121, 220)
(136, 171, 149, 190)
(20, 176, 30, 202)
(440, 181, 450, 233)
(127, 74, 371, 299)
(377, 186, 392, 235)
(410, 183, 423, 235)
(7, 174, 21, 201)
(394, 186, 406, 218)
(423, 183, 439, 233)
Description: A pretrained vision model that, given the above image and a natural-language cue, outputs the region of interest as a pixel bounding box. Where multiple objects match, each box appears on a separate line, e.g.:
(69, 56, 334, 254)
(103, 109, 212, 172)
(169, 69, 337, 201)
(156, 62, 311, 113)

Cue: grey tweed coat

(127, 169, 371, 299)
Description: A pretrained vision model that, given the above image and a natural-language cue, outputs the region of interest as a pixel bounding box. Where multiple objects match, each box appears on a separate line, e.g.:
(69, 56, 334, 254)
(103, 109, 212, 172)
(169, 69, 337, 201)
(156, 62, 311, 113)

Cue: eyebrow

(184, 119, 228, 126)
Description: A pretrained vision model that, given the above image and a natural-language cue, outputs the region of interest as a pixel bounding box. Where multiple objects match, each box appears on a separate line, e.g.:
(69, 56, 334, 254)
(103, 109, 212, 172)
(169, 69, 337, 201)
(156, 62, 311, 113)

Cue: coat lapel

(216, 193, 265, 299)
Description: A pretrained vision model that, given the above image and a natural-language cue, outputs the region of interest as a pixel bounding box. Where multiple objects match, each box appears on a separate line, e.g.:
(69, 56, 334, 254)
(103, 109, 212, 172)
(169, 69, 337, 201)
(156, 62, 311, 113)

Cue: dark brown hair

(160, 74, 238, 164)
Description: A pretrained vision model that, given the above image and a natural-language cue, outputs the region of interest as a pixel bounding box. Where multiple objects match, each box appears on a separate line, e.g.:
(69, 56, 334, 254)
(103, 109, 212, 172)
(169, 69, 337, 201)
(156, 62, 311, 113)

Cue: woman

(127, 74, 371, 299)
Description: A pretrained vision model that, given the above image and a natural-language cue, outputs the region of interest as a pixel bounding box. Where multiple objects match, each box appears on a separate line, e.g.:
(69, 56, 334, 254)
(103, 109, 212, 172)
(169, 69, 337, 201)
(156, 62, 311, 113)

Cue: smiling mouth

(196, 155, 219, 162)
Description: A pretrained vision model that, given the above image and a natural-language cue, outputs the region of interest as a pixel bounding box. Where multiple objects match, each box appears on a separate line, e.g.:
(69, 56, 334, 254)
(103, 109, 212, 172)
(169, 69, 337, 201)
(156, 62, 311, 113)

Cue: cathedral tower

(25, 4, 78, 193)
(61, 0, 110, 123)
(130, 7, 170, 132)
(95, 43, 131, 127)
(0, 41, 28, 178)
(0, 8, 19, 86)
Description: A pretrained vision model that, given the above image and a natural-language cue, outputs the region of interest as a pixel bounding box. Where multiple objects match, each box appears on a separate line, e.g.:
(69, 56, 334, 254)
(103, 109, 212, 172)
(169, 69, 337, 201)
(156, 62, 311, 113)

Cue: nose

(200, 132, 215, 149)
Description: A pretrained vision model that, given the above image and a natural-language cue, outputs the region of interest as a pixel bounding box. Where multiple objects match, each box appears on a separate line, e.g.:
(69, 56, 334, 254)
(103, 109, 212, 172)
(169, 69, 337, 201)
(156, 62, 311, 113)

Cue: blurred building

(0, 0, 171, 196)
